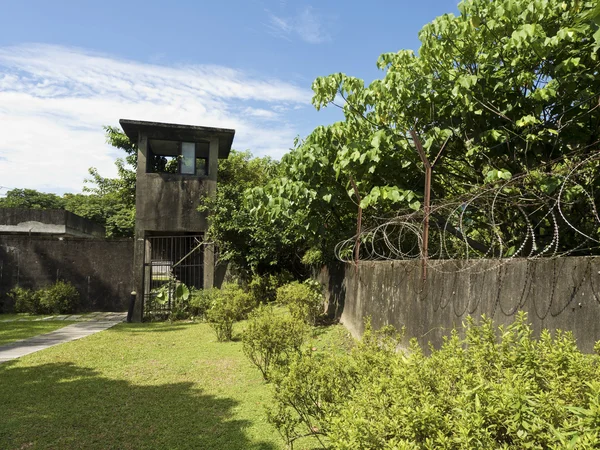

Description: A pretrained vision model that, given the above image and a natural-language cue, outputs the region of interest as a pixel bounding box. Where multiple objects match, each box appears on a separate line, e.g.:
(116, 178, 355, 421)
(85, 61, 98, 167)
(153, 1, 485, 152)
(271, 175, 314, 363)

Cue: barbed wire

(335, 150, 600, 274)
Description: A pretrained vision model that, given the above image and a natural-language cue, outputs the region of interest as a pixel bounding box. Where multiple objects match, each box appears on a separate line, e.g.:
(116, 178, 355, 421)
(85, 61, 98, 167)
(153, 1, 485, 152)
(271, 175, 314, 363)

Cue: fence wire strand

(336, 150, 600, 274)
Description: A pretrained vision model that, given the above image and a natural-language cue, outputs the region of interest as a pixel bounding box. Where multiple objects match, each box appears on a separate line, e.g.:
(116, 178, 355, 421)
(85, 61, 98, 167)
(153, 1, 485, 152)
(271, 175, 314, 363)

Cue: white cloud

(267, 6, 331, 44)
(0, 44, 311, 194)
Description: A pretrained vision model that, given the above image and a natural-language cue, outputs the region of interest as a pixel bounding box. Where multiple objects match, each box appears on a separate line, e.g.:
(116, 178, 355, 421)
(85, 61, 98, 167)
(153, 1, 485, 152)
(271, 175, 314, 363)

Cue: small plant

(148, 281, 193, 321)
(206, 295, 237, 341)
(301, 247, 323, 267)
(276, 279, 324, 326)
(37, 281, 80, 314)
(206, 283, 253, 341)
(9, 287, 39, 314)
(242, 306, 308, 381)
(188, 287, 217, 320)
(169, 283, 192, 320)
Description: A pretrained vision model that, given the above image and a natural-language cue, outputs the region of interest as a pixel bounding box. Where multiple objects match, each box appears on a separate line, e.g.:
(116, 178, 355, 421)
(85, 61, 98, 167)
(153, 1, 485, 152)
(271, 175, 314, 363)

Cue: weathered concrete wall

(0, 235, 133, 312)
(0, 208, 105, 238)
(319, 257, 600, 353)
(134, 174, 213, 232)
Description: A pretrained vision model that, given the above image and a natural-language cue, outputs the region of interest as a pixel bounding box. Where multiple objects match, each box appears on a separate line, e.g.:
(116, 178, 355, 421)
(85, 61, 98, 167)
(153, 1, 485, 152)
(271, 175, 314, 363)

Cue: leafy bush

(165, 283, 191, 320)
(248, 272, 292, 304)
(206, 283, 254, 341)
(146, 281, 190, 321)
(268, 349, 358, 449)
(276, 279, 324, 325)
(9, 287, 40, 314)
(188, 287, 218, 319)
(269, 313, 600, 449)
(242, 306, 308, 381)
(37, 281, 80, 314)
(301, 247, 323, 267)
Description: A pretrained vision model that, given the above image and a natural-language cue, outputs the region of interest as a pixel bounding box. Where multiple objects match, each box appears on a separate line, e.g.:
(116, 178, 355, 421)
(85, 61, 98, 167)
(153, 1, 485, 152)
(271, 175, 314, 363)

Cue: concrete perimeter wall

(319, 257, 600, 353)
(0, 236, 133, 312)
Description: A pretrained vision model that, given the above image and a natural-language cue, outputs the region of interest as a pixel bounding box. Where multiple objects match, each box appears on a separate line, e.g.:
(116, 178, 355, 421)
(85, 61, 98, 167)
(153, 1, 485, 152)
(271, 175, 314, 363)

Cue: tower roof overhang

(119, 119, 235, 159)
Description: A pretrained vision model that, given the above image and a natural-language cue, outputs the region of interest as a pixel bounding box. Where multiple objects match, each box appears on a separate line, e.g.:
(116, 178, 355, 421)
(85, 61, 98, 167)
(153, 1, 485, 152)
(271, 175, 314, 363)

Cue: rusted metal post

(349, 177, 362, 274)
(410, 130, 432, 281)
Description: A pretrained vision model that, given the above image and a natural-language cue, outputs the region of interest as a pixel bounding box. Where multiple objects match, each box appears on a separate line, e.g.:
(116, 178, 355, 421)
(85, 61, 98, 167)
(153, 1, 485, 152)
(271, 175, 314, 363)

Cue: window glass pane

(196, 157, 208, 175)
(181, 142, 195, 174)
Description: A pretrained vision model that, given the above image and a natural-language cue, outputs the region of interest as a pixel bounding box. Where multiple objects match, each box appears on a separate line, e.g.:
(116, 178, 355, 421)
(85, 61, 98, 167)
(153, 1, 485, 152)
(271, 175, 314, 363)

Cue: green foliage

(198, 150, 305, 277)
(152, 282, 190, 306)
(162, 283, 191, 321)
(249, 0, 600, 259)
(9, 287, 40, 314)
(268, 313, 600, 449)
(188, 287, 218, 320)
(0, 189, 65, 209)
(268, 349, 358, 449)
(301, 247, 323, 267)
(276, 279, 324, 326)
(37, 281, 80, 314)
(248, 272, 293, 304)
(206, 283, 255, 341)
(242, 306, 308, 381)
(9, 282, 79, 314)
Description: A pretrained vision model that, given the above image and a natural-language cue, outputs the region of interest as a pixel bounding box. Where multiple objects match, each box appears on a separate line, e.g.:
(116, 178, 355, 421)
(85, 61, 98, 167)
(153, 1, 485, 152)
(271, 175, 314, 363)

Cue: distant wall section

(0, 235, 133, 312)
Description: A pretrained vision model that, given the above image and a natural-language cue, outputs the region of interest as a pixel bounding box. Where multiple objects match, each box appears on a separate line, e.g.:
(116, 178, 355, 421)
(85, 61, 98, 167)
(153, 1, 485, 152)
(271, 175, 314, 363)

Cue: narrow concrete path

(0, 321, 121, 363)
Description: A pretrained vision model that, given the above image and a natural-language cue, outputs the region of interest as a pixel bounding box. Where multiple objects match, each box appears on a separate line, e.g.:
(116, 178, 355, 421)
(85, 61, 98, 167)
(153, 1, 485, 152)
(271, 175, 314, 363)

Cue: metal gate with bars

(142, 234, 205, 317)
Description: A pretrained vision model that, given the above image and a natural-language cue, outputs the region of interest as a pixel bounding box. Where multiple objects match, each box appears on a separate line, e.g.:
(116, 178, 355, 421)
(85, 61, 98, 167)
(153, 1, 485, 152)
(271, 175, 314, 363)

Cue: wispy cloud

(0, 44, 312, 193)
(267, 6, 331, 44)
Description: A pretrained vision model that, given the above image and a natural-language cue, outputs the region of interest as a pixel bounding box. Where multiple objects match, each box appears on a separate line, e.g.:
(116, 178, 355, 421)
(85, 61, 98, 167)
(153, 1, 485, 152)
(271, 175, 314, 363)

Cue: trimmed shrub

(188, 287, 218, 319)
(206, 283, 254, 341)
(276, 279, 324, 325)
(37, 281, 80, 314)
(268, 349, 358, 449)
(9, 287, 40, 314)
(268, 313, 600, 449)
(242, 306, 308, 381)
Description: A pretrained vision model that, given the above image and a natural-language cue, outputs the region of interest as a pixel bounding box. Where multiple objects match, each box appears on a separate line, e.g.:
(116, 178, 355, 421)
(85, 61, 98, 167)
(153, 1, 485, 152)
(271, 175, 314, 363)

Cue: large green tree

(251, 0, 600, 260)
(200, 150, 307, 278)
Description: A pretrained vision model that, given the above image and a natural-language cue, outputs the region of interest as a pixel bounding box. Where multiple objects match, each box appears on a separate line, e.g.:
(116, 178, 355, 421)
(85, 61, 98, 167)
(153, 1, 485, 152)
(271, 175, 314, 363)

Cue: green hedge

(9, 281, 80, 315)
(268, 313, 600, 449)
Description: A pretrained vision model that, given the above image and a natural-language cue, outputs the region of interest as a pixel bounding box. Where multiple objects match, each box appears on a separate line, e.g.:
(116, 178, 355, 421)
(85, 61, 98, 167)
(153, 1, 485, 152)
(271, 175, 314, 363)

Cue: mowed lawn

(0, 320, 349, 450)
(0, 320, 75, 346)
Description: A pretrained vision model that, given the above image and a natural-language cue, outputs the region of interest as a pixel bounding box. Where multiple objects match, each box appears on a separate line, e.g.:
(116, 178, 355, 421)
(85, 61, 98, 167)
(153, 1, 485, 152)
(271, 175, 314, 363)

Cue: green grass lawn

(0, 321, 75, 346)
(0, 313, 60, 321)
(0, 320, 351, 450)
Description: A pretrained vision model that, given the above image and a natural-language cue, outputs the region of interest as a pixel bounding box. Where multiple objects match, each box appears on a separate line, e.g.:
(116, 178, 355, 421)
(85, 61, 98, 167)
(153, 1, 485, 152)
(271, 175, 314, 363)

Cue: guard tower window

(147, 139, 209, 175)
(180, 142, 195, 174)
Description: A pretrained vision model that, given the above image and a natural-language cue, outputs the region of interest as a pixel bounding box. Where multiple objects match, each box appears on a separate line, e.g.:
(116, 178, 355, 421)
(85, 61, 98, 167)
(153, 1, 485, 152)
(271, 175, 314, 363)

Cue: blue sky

(0, 0, 459, 194)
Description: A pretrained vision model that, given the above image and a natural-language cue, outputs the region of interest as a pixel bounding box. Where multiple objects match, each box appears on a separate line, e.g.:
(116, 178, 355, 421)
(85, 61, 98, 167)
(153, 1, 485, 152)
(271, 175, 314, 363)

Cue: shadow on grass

(0, 361, 278, 450)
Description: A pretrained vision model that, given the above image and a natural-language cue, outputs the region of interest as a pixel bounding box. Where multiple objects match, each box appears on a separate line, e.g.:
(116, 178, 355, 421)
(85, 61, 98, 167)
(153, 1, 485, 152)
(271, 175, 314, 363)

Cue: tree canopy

(249, 0, 600, 261)
(0, 189, 65, 210)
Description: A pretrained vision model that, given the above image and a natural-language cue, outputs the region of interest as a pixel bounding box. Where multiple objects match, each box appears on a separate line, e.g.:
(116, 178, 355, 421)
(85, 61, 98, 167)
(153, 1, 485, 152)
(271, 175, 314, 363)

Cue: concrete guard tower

(120, 119, 235, 321)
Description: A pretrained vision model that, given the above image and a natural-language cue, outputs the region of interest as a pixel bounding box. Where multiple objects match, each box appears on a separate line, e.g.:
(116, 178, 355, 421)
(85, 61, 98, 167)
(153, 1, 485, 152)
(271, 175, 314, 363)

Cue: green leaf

(409, 200, 421, 211)
(516, 115, 541, 128)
